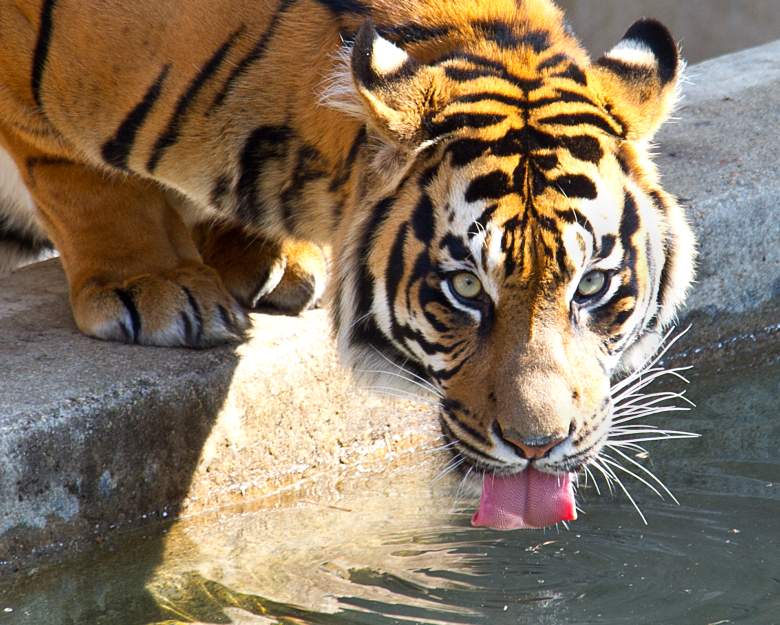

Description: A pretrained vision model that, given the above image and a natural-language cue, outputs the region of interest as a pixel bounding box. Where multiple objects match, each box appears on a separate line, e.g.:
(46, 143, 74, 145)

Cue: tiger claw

(72, 263, 248, 348)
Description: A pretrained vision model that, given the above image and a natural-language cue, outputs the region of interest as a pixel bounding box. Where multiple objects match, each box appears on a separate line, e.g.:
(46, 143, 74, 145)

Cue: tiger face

(331, 14, 695, 528)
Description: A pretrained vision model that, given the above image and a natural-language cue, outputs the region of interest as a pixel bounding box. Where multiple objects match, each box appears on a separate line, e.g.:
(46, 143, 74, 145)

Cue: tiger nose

(514, 435, 564, 459)
(496, 425, 565, 459)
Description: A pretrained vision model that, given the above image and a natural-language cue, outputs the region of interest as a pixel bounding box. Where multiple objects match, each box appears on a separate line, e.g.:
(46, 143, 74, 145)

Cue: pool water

(1, 358, 778, 625)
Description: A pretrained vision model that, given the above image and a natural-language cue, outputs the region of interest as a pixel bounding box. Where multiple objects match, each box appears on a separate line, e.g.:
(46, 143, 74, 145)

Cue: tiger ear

(350, 21, 443, 145)
(591, 19, 682, 141)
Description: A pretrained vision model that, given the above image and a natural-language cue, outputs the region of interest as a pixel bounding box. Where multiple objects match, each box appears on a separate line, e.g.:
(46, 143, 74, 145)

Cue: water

(1, 356, 778, 624)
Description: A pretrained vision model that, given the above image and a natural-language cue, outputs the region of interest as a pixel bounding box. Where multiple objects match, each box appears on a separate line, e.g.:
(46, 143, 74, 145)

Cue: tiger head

(329, 4, 696, 528)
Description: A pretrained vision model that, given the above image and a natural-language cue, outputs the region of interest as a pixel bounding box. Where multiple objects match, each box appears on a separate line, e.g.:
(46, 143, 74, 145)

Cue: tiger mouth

(438, 410, 612, 529)
(438, 408, 611, 476)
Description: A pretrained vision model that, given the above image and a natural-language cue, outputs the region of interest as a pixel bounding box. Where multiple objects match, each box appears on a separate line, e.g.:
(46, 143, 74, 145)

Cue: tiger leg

(194, 222, 327, 314)
(22, 155, 247, 347)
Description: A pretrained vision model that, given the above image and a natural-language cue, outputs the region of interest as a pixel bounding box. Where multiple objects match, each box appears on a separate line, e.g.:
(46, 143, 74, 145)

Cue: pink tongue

(471, 467, 576, 530)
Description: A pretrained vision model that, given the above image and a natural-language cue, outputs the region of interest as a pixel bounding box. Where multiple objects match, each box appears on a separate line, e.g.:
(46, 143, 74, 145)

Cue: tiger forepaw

(71, 263, 248, 348)
(254, 240, 327, 314)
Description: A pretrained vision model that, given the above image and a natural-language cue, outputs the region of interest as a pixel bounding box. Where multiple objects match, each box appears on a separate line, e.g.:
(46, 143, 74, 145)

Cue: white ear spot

(607, 38, 657, 66)
(371, 35, 409, 76)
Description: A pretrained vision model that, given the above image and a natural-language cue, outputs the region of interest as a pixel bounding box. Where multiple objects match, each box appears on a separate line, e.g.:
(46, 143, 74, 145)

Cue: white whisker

(368, 386, 439, 407)
(433, 455, 466, 483)
(369, 346, 443, 397)
(600, 454, 666, 501)
(604, 447, 680, 505)
(610, 426, 699, 437)
(611, 325, 692, 394)
(590, 458, 616, 496)
(582, 465, 602, 495)
(613, 389, 696, 413)
(359, 368, 441, 397)
(451, 466, 476, 513)
(614, 407, 693, 424)
(606, 434, 700, 444)
(595, 456, 648, 525)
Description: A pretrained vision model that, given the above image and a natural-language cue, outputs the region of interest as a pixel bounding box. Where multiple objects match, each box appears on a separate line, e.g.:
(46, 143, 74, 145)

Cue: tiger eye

(577, 270, 607, 298)
(451, 271, 483, 299)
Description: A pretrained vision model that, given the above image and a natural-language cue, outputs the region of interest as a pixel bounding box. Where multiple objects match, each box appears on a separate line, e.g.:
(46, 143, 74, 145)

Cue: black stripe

(612, 307, 635, 327)
(439, 417, 497, 465)
(444, 66, 544, 93)
(280, 143, 327, 233)
(441, 400, 491, 446)
(538, 112, 621, 137)
(210, 175, 231, 207)
(537, 53, 571, 71)
(444, 66, 497, 83)
(474, 21, 550, 53)
(181, 287, 204, 346)
(500, 213, 525, 278)
(101, 65, 171, 171)
(385, 221, 409, 326)
(596, 57, 655, 84)
(411, 193, 435, 242)
(525, 89, 597, 108)
(312, 0, 368, 15)
(470, 203, 499, 240)
(620, 191, 641, 255)
(452, 91, 525, 108)
(440, 234, 470, 262)
(114, 289, 141, 343)
(440, 52, 507, 74)
(516, 29, 551, 53)
(452, 90, 595, 111)
(561, 135, 603, 163)
(352, 196, 394, 340)
(31, 0, 57, 108)
(446, 138, 491, 167)
(553, 174, 597, 199)
(217, 304, 241, 336)
(465, 171, 512, 203)
(146, 27, 244, 172)
(649, 190, 673, 322)
(209, 1, 296, 113)
(179, 311, 193, 346)
(329, 126, 367, 192)
(556, 208, 595, 238)
(235, 125, 291, 222)
(441, 54, 543, 92)
(597, 234, 616, 260)
(376, 23, 452, 44)
(552, 63, 587, 86)
(426, 112, 505, 137)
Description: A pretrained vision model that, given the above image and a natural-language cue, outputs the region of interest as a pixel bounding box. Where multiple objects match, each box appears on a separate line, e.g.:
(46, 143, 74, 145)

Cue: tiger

(0, 0, 696, 528)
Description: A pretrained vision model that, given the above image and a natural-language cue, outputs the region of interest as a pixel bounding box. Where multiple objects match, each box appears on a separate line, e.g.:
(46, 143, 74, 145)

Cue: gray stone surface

(0, 261, 435, 566)
(657, 39, 780, 318)
(1, 40, 779, 568)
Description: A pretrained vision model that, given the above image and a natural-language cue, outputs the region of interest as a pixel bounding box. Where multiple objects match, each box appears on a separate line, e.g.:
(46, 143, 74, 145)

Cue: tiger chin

(0, 0, 695, 529)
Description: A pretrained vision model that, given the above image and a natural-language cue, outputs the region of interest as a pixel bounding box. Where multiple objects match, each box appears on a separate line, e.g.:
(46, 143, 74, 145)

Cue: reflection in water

(1, 359, 778, 625)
